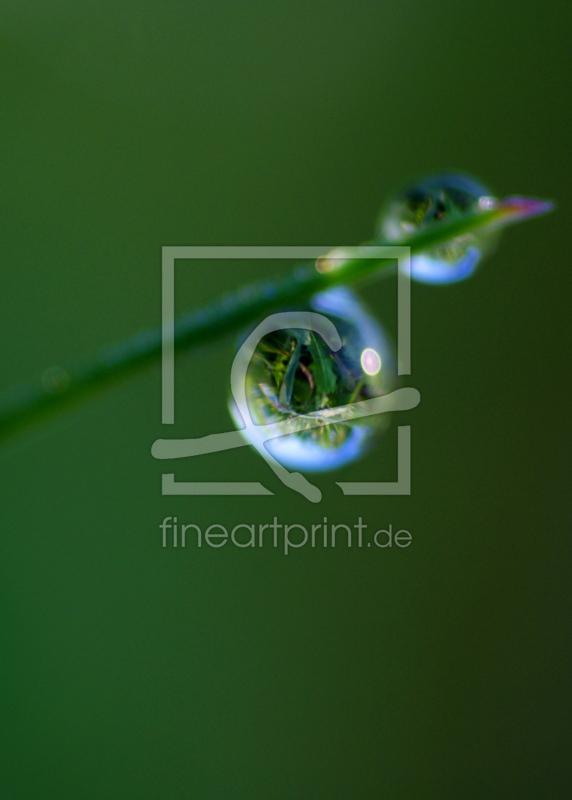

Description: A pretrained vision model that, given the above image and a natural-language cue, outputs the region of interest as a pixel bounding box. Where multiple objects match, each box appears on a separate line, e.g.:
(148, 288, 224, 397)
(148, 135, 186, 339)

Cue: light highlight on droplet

(360, 348, 381, 376)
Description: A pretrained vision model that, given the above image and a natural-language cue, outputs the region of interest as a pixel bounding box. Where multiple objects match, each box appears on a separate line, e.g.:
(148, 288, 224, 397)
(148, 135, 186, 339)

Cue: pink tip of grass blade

(498, 196, 556, 223)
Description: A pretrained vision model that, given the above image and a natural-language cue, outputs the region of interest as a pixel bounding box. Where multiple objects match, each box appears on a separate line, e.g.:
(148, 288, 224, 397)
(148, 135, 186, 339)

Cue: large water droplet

(229, 288, 396, 471)
(379, 172, 496, 284)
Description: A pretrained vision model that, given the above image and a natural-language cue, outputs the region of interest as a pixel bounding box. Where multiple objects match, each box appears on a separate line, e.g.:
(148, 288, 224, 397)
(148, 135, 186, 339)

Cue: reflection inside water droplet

(379, 172, 497, 284)
(229, 288, 396, 472)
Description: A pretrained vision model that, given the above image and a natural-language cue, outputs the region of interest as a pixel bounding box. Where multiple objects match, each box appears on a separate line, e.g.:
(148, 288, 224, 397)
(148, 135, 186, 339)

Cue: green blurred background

(1, 2, 570, 797)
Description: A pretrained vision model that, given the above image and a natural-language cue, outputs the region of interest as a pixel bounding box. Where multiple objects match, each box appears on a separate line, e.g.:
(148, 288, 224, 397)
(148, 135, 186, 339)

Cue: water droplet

(229, 288, 396, 471)
(379, 172, 497, 284)
(315, 248, 352, 274)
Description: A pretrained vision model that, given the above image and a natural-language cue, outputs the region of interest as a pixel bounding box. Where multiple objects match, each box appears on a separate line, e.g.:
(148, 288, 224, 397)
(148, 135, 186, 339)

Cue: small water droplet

(315, 248, 352, 274)
(229, 288, 395, 471)
(379, 172, 496, 284)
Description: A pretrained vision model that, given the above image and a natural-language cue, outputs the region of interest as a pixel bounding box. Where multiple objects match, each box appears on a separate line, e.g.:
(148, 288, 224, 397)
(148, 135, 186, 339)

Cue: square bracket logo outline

(160, 246, 412, 496)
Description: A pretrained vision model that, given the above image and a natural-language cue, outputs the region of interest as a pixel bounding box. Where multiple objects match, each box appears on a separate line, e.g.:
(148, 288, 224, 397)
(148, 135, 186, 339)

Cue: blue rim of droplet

(406, 246, 482, 285)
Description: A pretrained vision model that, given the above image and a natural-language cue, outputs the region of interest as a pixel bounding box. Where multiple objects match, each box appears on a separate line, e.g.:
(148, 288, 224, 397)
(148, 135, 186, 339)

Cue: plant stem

(0, 199, 553, 445)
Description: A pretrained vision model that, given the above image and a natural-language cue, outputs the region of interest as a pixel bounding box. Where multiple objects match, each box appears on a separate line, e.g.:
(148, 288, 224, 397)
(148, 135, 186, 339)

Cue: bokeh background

(1, 2, 571, 797)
